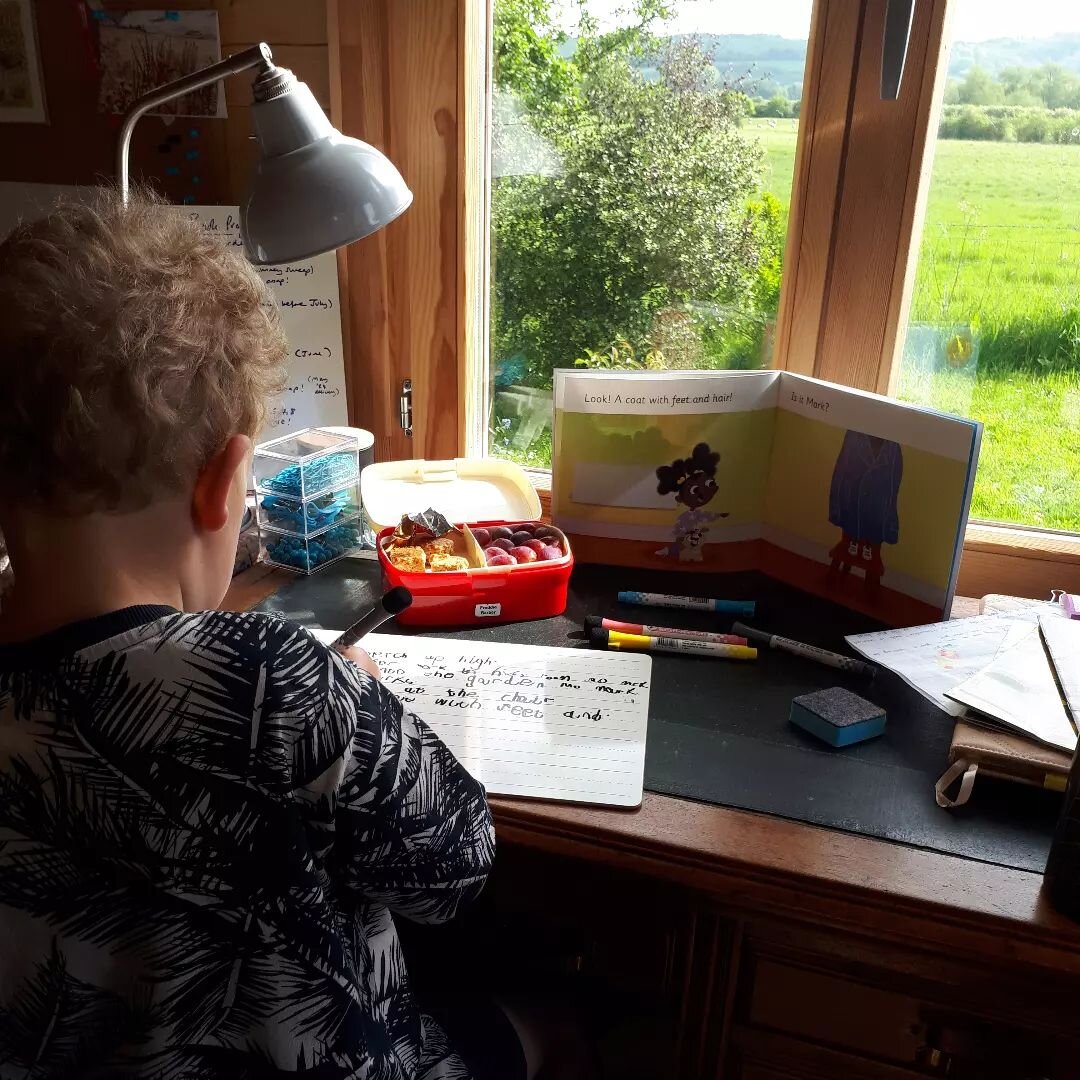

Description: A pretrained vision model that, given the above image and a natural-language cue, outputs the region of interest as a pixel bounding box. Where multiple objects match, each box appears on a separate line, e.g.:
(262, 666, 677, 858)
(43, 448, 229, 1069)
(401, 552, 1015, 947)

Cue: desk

(225, 565, 1080, 1079)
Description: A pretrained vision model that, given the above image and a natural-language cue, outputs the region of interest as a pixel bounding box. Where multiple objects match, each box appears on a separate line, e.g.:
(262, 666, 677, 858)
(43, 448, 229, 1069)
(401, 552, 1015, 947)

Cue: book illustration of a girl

(655, 443, 729, 562)
(826, 430, 903, 594)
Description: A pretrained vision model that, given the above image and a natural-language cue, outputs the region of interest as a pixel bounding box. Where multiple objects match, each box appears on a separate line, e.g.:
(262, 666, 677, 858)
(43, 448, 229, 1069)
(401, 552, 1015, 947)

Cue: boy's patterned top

(0, 607, 495, 1079)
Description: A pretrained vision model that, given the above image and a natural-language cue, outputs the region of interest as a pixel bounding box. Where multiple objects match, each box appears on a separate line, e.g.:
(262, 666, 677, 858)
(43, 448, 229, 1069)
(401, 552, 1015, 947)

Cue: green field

(744, 117, 1080, 531)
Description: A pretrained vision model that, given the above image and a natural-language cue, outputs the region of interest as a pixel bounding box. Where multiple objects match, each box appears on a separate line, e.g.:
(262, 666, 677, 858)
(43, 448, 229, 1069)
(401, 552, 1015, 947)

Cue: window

(895, 0, 1080, 532)
(484, 0, 814, 468)
(331, 0, 1080, 597)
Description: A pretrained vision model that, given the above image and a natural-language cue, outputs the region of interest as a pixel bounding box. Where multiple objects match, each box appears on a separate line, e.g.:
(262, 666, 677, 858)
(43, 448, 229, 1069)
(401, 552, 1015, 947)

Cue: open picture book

(552, 370, 982, 626)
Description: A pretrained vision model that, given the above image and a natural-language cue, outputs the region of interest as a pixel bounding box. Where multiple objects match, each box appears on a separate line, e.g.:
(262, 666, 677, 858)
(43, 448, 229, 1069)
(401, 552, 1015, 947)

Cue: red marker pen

(585, 615, 748, 647)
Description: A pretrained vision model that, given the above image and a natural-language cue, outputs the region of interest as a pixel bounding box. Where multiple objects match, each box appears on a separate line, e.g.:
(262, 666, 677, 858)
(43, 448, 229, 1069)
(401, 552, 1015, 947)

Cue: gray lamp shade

(241, 73, 412, 265)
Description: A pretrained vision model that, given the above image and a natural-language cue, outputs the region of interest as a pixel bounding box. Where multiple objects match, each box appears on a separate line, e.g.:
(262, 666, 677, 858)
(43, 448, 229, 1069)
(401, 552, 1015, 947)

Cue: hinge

(399, 379, 413, 438)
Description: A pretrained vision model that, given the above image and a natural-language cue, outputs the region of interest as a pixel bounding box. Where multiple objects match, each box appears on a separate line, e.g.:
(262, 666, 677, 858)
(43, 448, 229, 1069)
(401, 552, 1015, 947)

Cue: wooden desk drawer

(745, 957, 923, 1063)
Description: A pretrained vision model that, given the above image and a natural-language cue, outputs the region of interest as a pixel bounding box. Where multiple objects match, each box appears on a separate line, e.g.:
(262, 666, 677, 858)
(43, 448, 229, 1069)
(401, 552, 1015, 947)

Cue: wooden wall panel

(333, 0, 463, 463)
(772, 0, 860, 378)
(0, 1, 328, 205)
(813, 0, 950, 393)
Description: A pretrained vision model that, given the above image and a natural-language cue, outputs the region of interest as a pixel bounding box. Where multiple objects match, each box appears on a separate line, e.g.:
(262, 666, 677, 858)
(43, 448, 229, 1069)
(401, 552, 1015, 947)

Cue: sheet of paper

(945, 627, 1076, 753)
(313, 632, 652, 807)
(185, 207, 347, 439)
(1040, 615, 1080, 729)
(846, 614, 1037, 716)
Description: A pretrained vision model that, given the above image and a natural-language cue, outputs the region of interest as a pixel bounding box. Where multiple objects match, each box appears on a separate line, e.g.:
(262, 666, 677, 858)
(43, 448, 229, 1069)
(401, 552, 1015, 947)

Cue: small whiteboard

(0, 185, 348, 440)
(315, 632, 652, 807)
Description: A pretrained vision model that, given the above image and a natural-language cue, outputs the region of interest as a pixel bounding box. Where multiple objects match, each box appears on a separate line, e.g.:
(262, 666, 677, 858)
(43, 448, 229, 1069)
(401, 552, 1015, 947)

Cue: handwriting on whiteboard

(185, 206, 347, 438)
(314, 632, 652, 807)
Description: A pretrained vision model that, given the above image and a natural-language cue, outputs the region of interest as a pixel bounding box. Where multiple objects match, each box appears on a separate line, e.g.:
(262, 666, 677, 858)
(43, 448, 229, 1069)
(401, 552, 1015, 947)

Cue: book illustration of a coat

(827, 431, 903, 592)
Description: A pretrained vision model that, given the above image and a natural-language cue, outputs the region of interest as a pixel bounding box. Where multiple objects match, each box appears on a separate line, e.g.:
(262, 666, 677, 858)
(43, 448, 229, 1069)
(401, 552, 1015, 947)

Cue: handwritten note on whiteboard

(0, 189, 349, 441)
(314, 632, 652, 807)
(185, 206, 348, 438)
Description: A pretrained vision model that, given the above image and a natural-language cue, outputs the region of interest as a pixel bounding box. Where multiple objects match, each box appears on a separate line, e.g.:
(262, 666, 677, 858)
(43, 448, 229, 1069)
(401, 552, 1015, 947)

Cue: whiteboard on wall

(0, 184, 348, 440)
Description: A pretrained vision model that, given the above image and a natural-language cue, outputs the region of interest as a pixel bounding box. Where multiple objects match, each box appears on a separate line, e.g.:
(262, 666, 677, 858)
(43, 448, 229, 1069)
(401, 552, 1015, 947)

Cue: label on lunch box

(475, 603, 502, 618)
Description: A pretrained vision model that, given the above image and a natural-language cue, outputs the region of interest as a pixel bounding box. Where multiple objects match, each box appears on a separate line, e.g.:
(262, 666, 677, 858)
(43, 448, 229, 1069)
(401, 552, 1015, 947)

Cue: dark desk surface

(226, 560, 1080, 974)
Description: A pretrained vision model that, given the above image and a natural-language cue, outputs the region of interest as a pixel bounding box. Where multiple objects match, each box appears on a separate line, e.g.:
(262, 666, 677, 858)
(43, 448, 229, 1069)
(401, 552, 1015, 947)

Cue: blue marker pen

(618, 590, 755, 617)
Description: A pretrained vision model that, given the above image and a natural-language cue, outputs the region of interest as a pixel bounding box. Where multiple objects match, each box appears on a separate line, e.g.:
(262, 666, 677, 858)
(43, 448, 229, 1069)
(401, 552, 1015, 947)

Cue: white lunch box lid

(361, 457, 542, 534)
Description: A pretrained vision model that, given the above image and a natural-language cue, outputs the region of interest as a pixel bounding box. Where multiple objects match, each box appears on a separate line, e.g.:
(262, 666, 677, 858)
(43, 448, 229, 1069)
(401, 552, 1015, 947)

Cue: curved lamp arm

(117, 43, 275, 202)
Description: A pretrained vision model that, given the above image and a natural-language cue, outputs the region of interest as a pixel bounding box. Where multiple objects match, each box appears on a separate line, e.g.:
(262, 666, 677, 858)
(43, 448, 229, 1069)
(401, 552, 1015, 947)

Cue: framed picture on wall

(0, 0, 47, 123)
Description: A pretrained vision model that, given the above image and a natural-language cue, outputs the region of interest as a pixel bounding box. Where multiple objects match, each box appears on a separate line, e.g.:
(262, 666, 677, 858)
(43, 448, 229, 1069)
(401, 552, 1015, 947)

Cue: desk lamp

(116, 43, 412, 263)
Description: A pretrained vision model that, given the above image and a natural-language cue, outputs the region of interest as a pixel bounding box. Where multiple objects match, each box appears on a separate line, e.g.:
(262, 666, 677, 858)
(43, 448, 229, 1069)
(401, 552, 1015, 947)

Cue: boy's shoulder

(96, 607, 327, 665)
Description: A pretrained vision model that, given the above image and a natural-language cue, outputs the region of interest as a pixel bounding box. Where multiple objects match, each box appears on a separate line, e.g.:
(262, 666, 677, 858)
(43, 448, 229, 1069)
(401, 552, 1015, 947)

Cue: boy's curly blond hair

(0, 188, 287, 515)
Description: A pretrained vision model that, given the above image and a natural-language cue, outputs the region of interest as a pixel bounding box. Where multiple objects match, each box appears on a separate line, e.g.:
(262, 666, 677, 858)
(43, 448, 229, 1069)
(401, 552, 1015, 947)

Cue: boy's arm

(290, 640, 494, 925)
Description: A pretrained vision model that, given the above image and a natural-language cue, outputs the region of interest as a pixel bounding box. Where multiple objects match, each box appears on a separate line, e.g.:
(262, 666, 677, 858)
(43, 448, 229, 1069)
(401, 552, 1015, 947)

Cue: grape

(511, 530, 534, 546)
(489, 526, 514, 541)
(509, 545, 538, 563)
(534, 525, 561, 539)
(523, 539, 547, 555)
(471, 527, 491, 547)
(485, 548, 515, 567)
(491, 537, 514, 552)
(539, 545, 564, 561)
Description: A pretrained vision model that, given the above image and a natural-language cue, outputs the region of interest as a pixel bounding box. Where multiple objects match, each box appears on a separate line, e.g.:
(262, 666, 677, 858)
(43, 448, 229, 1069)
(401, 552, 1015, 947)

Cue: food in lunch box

(421, 537, 456, 558)
(484, 547, 516, 567)
(481, 521, 566, 566)
(386, 545, 426, 573)
(429, 554, 470, 573)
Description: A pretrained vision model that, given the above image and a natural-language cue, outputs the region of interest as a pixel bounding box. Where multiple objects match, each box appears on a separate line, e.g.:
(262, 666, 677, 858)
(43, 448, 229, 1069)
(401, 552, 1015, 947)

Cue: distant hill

(947, 33, 1080, 78)
(558, 31, 1080, 98)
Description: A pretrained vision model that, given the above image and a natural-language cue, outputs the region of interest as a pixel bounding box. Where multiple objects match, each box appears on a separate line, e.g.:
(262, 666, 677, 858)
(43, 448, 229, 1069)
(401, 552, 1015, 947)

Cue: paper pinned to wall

(184, 206, 348, 439)
(312, 631, 652, 807)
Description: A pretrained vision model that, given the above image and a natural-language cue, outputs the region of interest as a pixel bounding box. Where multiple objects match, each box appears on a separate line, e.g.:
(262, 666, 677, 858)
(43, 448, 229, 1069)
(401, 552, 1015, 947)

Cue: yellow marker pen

(593, 628, 757, 661)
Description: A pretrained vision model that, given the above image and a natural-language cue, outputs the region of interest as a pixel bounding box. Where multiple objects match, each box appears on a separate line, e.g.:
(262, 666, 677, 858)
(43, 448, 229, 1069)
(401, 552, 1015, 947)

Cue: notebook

(313, 631, 651, 807)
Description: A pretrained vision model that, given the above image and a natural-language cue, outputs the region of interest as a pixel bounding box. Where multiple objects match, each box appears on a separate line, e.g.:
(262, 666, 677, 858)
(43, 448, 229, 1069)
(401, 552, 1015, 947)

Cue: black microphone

(331, 586, 413, 652)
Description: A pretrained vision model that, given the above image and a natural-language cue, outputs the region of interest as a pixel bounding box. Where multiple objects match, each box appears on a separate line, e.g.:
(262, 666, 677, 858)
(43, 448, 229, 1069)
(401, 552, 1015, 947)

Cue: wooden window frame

(328, 0, 1080, 601)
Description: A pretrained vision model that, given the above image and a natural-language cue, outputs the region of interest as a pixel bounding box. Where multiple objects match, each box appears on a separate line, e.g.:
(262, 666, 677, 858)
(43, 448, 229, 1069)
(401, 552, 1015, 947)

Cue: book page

(763, 373, 981, 624)
(551, 369, 779, 554)
(313, 632, 652, 807)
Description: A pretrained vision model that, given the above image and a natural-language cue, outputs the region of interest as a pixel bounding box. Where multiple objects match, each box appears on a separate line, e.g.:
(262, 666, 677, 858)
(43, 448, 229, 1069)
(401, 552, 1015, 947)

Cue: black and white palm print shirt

(0, 606, 496, 1079)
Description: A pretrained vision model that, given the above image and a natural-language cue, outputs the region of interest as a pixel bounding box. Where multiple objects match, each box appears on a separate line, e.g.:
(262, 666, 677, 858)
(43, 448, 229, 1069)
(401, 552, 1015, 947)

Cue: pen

(618, 590, 755, 617)
(331, 586, 413, 652)
(732, 621, 875, 679)
(585, 615, 748, 647)
(591, 627, 757, 661)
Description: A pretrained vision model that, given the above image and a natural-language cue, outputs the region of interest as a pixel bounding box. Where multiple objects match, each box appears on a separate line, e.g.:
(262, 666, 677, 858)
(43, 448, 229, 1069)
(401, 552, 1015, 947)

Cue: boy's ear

(192, 434, 251, 533)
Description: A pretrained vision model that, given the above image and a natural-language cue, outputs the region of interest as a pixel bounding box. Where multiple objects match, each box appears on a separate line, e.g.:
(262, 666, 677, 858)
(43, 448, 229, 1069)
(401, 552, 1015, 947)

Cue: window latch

(399, 379, 413, 438)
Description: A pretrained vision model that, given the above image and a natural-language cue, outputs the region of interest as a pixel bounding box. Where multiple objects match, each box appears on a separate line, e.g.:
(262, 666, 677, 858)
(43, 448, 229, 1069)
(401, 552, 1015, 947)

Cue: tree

(755, 95, 792, 118)
(492, 17, 768, 384)
(957, 66, 1004, 106)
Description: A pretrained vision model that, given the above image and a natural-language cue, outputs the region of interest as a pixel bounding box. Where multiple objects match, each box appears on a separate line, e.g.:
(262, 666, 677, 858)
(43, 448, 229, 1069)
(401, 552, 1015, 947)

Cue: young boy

(0, 192, 523, 1078)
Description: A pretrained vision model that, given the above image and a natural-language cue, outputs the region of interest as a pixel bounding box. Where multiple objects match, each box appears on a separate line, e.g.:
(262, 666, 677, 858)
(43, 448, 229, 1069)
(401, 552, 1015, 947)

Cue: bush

(938, 103, 1080, 143)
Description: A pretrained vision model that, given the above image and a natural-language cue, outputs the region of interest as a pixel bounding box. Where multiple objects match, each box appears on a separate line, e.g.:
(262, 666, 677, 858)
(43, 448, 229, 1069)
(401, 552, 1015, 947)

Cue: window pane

(486, 0, 812, 467)
(897, 0, 1080, 530)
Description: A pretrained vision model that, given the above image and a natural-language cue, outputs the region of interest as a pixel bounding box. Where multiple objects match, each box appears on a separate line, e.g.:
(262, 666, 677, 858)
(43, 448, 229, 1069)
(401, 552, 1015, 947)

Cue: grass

(744, 117, 1080, 530)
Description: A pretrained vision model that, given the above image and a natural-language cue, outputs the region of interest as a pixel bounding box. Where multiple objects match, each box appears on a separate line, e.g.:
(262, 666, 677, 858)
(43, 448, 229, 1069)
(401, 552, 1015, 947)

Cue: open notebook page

(312, 631, 651, 807)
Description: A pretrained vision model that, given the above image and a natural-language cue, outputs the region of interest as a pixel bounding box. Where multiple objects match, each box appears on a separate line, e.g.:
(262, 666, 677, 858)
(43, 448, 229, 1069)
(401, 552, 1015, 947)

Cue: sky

(550, 0, 1080, 43)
